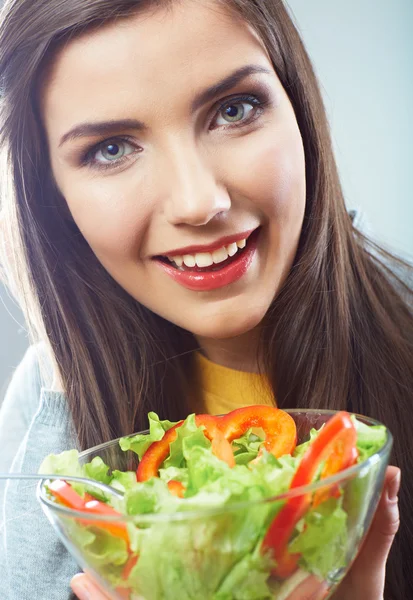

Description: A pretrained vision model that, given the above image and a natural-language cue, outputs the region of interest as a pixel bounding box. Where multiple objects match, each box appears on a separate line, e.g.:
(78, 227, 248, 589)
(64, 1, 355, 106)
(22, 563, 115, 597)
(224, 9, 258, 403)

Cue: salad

(39, 406, 388, 600)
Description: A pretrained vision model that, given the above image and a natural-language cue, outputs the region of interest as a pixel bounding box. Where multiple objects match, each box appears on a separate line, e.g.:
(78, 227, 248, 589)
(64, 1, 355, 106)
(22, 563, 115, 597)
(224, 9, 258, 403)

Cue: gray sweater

(0, 345, 80, 600)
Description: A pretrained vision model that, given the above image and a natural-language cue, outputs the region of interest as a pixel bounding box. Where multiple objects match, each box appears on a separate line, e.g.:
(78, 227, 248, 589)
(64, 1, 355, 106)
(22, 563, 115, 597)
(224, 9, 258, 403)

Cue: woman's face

(42, 0, 306, 342)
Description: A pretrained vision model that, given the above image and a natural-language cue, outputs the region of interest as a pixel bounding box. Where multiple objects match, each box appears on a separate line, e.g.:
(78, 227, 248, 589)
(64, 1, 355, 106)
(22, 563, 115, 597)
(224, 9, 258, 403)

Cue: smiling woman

(0, 1, 412, 599)
(42, 9, 306, 347)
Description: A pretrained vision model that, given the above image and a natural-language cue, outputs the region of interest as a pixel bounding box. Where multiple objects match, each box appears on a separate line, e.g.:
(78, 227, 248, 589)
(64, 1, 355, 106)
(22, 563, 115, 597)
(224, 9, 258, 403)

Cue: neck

(196, 327, 261, 374)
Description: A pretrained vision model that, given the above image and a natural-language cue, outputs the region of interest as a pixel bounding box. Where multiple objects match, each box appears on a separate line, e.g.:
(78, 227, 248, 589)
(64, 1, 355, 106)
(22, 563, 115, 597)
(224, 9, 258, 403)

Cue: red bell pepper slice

(137, 414, 233, 482)
(48, 480, 129, 542)
(313, 441, 358, 507)
(211, 431, 236, 467)
(195, 414, 223, 439)
(122, 553, 139, 579)
(48, 479, 86, 510)
(262, 411, 358, 579)
(218, 406, 297, 458)
(196, 414, 235, 467)
(167, 480, 185, 497)
(136, 421, 184, 482)
(116, 556, 140, 600)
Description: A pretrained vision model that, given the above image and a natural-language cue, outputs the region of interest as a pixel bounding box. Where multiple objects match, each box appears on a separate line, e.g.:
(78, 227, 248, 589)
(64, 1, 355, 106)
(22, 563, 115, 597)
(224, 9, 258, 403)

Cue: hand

(332, 465, 401, 600)
(71, 467, 400, 600)
(71, 574, 133, 600)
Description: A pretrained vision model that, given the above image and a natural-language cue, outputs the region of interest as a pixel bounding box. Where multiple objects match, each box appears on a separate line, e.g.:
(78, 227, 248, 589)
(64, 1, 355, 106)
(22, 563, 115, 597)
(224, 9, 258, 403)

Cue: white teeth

(168, 236, 248, 268)
(226, 242, 238, 257)
(167, 255, 183, 267)
(183, 254, 196, 268)
(195, 252, 214, 268)
(212, 246, 229, 264)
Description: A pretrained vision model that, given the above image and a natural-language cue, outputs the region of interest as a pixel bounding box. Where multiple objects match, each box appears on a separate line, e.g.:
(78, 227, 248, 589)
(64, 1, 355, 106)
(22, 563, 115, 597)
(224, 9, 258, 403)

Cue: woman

(0, 0, 411, 599)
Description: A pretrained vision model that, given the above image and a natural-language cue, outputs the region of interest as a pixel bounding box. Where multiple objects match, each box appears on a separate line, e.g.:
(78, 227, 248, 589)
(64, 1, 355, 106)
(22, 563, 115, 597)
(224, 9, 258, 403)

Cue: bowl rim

(37, 409, 393, 523)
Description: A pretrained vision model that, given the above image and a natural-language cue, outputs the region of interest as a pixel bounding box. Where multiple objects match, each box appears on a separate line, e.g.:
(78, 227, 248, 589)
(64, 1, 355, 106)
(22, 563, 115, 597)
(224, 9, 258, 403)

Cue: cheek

(227, 124, 306, 225)
(59, 175, 150, 262)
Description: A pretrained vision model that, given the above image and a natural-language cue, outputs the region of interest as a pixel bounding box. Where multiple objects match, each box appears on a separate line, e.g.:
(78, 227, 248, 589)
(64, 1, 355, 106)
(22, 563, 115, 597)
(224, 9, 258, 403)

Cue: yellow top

(191, 351, 276, 415)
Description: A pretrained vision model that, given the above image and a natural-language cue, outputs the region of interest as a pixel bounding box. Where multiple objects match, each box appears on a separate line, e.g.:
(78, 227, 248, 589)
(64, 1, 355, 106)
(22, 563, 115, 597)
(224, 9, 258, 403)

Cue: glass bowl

(38, 409, 392, 600)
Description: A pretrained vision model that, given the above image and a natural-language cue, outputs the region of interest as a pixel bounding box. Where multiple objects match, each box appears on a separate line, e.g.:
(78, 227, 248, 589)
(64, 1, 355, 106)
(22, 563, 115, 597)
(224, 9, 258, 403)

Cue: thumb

(71, 573, 112, 599)
(346, 466, 401, 597)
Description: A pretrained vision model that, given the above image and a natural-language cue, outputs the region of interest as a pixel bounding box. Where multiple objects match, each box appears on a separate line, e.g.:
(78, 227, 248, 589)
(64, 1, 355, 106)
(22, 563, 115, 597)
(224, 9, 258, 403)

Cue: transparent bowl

(38, 410, 392, 600)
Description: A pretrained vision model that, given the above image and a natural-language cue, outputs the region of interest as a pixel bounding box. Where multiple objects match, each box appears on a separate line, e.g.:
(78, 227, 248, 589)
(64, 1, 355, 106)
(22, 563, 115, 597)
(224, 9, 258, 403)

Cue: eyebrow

(58, 64, 272, 148)
(191, 64, 272, 111)
(59, 118, 145, 148)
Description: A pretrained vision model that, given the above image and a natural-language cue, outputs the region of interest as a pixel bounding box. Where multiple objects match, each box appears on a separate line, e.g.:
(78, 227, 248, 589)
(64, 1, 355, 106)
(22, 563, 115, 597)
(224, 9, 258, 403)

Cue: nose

(161, 143, 231, 226)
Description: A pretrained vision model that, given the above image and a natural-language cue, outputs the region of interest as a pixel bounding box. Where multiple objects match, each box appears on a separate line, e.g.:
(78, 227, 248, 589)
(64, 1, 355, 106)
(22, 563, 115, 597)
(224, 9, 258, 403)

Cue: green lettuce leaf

(61, 517, 130, 589)
(38, 449, 85, 495)
(289, 497, 348, 579)
(293, 427, 320, 460)
(158, 465, 189, 485)
(83, 456, 112, 484)
(119, 412, 178, 459)
(232, 430, 263, 465)
(214, 542, 273, 599)
(352, 416, 387, 462)
(124, 477, 174, 516)
(110, 470, 138, 493)
(163, 414, 210, 469)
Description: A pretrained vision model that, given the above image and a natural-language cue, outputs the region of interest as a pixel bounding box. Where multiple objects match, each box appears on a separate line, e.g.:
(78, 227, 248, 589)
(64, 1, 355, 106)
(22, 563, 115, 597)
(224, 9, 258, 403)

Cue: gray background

(1, 0, 412, 400)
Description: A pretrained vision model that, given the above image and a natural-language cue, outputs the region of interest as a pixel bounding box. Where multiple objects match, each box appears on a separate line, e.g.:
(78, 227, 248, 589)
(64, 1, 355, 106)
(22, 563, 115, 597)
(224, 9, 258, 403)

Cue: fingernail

(71, 575, 91, 600)
(386, 470, 401, 502)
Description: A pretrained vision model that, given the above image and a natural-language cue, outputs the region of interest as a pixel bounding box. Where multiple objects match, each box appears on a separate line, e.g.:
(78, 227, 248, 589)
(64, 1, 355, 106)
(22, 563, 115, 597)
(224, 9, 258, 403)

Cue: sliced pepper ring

(262, 411, 358, 579)
(219, 405, 297, 458)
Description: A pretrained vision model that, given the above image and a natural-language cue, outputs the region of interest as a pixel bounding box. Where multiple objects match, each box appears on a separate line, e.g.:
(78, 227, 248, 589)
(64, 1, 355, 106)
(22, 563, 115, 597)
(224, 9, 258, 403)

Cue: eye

(216, 102, 254, 125)
(93, 139, 137, 164)
(81, 136, 141, 171)
(211, 95, 266, 129)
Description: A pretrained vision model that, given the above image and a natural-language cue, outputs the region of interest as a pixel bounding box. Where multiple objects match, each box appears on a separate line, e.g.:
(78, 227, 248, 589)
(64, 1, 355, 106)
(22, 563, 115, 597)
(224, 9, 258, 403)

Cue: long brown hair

(0, 1, 412, 598)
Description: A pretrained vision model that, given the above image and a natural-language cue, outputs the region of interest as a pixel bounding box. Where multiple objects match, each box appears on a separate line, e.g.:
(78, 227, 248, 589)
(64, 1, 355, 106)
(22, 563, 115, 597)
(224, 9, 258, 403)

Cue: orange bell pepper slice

(262, 411, 358, 579)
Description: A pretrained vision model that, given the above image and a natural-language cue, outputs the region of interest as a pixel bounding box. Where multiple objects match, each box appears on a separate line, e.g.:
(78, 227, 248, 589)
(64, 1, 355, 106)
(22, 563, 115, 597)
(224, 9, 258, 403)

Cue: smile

(166, 237, 247, 270)
(153, 228, 260, 291)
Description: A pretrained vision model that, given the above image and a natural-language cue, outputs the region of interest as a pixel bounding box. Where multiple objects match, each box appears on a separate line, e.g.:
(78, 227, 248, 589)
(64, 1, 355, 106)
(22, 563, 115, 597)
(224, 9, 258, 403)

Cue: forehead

(41, 0, 272, 138)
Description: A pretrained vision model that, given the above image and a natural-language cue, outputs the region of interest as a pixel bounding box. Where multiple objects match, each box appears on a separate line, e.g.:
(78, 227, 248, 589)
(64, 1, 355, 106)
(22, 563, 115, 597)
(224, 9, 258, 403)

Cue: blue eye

(94, 139, 136, 164)
(212, 94, 266, 129)
(216, 101, 255, 125)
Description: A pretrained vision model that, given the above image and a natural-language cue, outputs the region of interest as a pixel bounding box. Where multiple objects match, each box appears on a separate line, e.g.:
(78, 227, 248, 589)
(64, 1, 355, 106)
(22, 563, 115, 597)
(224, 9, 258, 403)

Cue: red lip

(154, 228, 260, 292)
(156, 228, 256, 258)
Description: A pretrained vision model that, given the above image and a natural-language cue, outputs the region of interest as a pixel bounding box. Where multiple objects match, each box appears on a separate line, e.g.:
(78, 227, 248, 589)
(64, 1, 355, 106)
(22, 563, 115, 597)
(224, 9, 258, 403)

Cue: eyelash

(80, 91, 270, 172)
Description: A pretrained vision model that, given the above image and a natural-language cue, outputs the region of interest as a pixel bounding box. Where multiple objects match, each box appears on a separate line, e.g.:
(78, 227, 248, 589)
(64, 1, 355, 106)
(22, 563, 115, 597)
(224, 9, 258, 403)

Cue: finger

(285, 574, 329, 600)
(361, 466, 400, 562)
(339, 466, 400, 598)
(71, 573, 113, 599)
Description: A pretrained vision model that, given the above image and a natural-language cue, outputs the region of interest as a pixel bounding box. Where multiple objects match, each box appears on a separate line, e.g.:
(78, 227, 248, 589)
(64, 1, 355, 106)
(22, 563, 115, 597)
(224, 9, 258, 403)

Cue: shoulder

(0, 342, 73, 475)
(2, 342, 55, 422)
(1, 344, 78, 599)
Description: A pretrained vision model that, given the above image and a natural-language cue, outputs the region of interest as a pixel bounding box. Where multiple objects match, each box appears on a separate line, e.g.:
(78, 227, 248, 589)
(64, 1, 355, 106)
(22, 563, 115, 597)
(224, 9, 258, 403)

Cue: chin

(183, 302, 269, 341)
